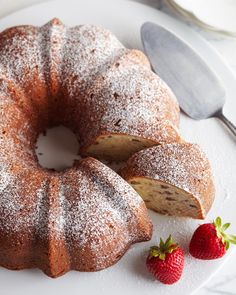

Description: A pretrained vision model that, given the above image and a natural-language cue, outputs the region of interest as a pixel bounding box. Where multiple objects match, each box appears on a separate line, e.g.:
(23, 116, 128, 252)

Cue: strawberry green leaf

(168, 245, 178, 253)
(213, 217, 236, 251)
(227, 235, 236, 245)
(160, 238, 165, 249)
(150, 246, 160, 257)
(226, 240, 230, 250)
(165, 235, 173, 248)
(148, 235, 179, 260)
(214, 216, 222, 228)
(159, 253, 166, 261)
(221, 223, 231, 231)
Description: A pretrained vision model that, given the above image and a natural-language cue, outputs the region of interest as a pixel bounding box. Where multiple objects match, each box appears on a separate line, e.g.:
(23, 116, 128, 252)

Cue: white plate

(0, 0, 236, 294)
(167, 0, 236, 36)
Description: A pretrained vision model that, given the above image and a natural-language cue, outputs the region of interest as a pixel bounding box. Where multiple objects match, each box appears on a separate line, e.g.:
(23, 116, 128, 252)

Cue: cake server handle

(215, 110, 236, 137)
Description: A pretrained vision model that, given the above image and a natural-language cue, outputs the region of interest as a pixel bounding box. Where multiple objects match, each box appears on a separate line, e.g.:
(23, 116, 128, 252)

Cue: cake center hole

(35, 125, 81, 171)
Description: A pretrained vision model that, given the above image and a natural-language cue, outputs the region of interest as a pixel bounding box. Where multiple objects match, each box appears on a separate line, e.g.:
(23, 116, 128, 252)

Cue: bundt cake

(0, 17, 191, 277)
(120, 143, 215, 219)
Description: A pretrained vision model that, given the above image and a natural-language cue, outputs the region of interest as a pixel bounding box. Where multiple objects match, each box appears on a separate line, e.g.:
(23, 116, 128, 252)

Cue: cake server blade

(141, 22, 236, 137)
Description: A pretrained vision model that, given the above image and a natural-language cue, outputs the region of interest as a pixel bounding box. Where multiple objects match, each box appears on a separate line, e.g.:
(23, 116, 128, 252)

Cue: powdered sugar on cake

(0, 18, 185, 275)
(125, 143, 212, 199)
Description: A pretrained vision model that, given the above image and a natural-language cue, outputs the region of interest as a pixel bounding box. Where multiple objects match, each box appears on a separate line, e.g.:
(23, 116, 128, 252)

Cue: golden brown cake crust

(0, 18, 159, 277)
(120, 143, 215, 219)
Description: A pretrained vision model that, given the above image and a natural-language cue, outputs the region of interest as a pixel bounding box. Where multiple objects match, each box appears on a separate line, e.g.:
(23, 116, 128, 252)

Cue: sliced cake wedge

(119, 143, 215, 219)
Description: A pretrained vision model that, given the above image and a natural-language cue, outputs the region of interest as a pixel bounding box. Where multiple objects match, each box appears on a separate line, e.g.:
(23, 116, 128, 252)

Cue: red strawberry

(146, 235, 184, 285)
(189, 217, 236, 260)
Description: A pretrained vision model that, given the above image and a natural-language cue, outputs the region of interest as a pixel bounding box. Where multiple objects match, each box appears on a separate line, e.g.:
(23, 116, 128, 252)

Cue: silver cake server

(141, 22, 236, 137)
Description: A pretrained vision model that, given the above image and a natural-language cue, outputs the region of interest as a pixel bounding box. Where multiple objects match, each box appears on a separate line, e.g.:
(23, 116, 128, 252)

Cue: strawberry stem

(213, 217, 236, 251)
(148, 235, 178, 260)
